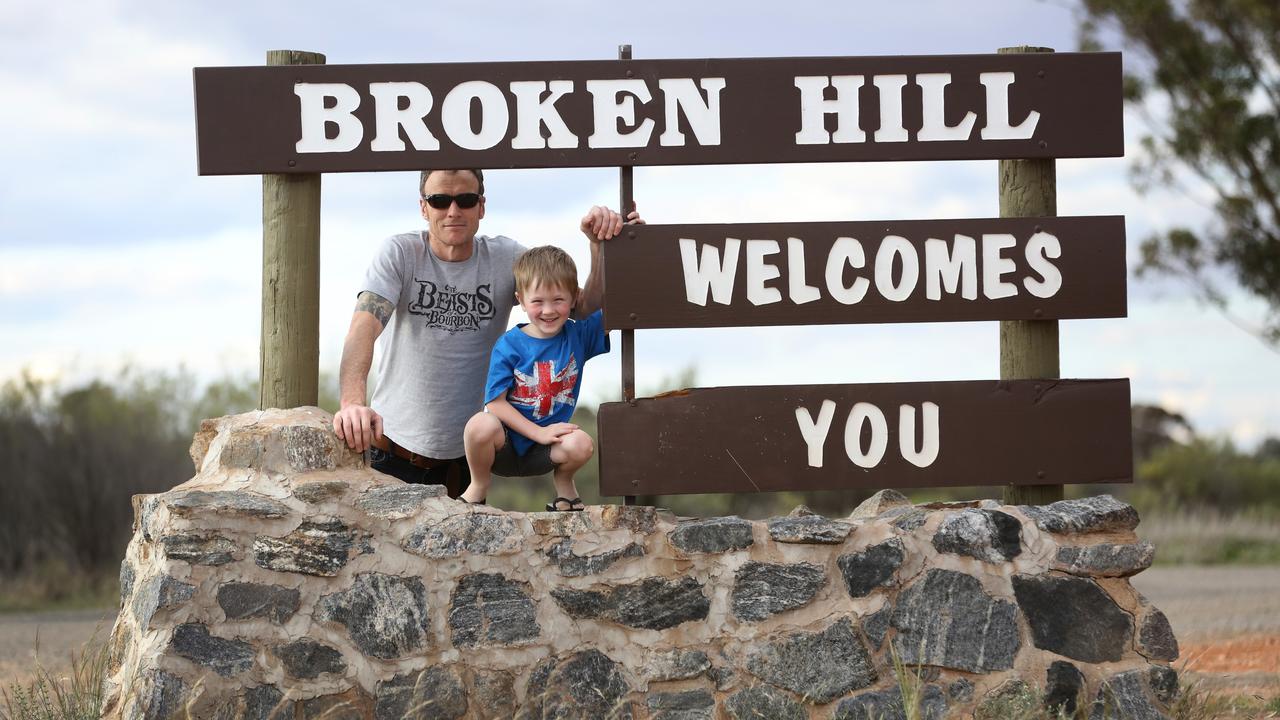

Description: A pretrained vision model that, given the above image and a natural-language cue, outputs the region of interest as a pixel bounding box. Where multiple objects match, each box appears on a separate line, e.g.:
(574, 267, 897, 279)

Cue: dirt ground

(1, 566, 1277, 697)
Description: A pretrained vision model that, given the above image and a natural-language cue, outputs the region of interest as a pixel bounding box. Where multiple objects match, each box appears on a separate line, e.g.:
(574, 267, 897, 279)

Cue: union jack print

(509, 355, 579, 419)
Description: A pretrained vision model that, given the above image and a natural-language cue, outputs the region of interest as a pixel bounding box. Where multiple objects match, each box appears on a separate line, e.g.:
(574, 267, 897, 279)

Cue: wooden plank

(601, 216, 1125, 330)
(194, 52, 1122, 175)
(597, 379, 1132, 497)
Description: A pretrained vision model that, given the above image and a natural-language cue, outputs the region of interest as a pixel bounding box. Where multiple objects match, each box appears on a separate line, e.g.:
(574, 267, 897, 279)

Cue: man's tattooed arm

(355, 291, 394, 327)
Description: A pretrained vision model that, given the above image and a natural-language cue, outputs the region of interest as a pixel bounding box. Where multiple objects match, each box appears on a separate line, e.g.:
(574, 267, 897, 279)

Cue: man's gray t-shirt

(362, 231, 525, 458)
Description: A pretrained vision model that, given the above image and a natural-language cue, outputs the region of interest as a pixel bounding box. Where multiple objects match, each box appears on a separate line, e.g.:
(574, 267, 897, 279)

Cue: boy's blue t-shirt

(484, 310, 610, 456)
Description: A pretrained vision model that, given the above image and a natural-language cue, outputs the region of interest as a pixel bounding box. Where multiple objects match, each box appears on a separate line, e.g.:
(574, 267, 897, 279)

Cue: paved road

(1, 566, 1277, 686)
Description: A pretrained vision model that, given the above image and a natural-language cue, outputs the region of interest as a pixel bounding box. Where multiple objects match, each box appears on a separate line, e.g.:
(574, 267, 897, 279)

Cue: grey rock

(282, 424, 346, 472)
(862, 606, 891, 649)
(518, 650, 633, 720)
(849, 489, 912, 519)
(1054, 542, 1155, 577)
(376, 667, 467, 720)
(319, 573, 431, 660)
(1139, 608, 1180, 661)
(131, 669, 187, 720)
(448, 573, 540, 648)
(731, 562, 826, 621)
(1089, 669, 1169, 720)
(161, 533, 238, 566)
(767, 515, 853, 544)
(131, 575, 195, 629)
(300, 688, 374, 720)
(948, 678, 974, 702)
(788, 504, 819, 517)
(1149, 666, 1180, 704)
(274, 638, 346, 679)
(403, 513, 520, 558)
(975, 680, 1035, 720)
(708, 665, 735, 691)
(646, 689, 714, 720)
(833, 685, 947, 720)
(170, 623, 255, 677)
(1045, 661, 1085, 715)
(668, 516, 754, 553)
(932, 509, 1022, 562)
(642, 650, 712, 683)
(891, 569, 1021, 672)
(471, 670, 516, 720)
(357, 484, 446, 519)
(838, 538, 905, 598)
(890, 508, 931, 532)
(545, 540, 644, 577)
(217, 582, 301, 624)
(166, 490, 290, 519)
(601, 504, 658, 534)
(1013, 574, 1133, 663)
(216, 423, 348, 474)
(552, 576, 710, 630)
(745, 618, 877, 704)
(292, 480, 349, 504)
(1020, 494, 1139, 534)
(213, 685, 285, 720)
(254, 519, 354, 577)
(724, 686, 805, 720)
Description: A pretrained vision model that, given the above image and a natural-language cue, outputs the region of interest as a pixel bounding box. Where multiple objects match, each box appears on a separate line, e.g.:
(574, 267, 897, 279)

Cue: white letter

(440, 81, 509, 150)
(586, 79, 656, 148)
(917, 73, 977, 141)
(295, 83, 362, 153)
(369, 82, 440, 152)
(510, 80, 578, 149)
(794, 75, 866, 145)
(979, 72, 1040, 140)
(873, 75, 909, 143)
(899, 402, 940, 468)
(1024, 231, 1063, 298)
(874, 235, 919, 302)
(745, 240, 782, 305)
(925, 234, 978, 300)
(787, 237, 821, 304)
(845, 402, 888, 468)
(796, 400, 837, 468)
(825, 237, 870, 304)
(983, 233, 1018, 299)
(679, 238, 740, 306)
(658, 78, 725, 146)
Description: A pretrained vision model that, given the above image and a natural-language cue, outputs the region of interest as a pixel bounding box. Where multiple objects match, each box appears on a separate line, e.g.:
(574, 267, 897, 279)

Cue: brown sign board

(194, 52, 1121, 175)
(597, 379, 1132, 497)
(601, 216, 1126, 330)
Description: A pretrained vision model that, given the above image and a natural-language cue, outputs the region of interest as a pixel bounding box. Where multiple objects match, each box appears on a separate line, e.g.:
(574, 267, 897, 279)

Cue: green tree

(1078, 0, 1280, 346)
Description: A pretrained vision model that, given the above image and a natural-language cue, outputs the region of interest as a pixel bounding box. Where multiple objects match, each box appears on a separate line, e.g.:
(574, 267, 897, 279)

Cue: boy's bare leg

(462, 413, 504, 504)
(548, 429, 594, 508)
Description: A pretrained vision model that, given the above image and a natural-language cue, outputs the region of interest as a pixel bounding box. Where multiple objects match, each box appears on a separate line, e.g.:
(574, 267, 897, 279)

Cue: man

(332, 168, 637, 498)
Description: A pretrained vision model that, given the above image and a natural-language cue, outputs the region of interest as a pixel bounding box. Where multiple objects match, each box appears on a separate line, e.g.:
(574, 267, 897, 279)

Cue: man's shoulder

(475, 234, 525, 255)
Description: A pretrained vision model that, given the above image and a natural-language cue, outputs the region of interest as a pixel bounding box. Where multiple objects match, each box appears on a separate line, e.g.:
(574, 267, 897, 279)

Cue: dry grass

(1139, 510, 1280, 565)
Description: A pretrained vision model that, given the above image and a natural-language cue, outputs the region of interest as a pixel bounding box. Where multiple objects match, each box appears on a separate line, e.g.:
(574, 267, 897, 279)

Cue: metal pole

(999, 46, 1064, 506)
(259, 50, 324, 410)
(618, 44, 638, 507)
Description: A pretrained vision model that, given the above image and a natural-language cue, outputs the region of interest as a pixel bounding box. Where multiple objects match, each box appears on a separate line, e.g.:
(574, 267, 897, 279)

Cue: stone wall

(104, 408, 1179, 719)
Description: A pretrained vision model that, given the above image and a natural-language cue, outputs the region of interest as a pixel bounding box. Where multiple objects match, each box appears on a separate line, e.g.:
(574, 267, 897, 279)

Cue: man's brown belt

(369, 435, 451, 470)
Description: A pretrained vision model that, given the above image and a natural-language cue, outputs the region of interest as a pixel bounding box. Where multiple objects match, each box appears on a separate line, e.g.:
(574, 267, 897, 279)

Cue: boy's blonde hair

(514, 245, 579, 295)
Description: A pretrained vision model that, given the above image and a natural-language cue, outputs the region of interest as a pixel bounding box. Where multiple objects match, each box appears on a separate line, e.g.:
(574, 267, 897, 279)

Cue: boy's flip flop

(546, 497, 585, 512)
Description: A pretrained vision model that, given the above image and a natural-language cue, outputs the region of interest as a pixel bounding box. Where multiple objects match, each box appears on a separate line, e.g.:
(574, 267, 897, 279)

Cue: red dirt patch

(1181, 634, 1280, 674)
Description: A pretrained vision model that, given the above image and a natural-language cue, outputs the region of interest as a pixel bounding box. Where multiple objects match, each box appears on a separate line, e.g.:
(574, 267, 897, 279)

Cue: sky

(1, 0, 1276, 448)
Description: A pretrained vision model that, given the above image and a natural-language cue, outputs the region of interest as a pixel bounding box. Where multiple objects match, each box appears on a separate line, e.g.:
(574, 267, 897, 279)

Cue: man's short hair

(514, 246, 579, 295)
(419, 169, 485, 196)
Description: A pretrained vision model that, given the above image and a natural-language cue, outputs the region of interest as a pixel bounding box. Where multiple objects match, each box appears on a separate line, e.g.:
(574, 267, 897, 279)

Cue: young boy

(460, 245, 609, 510)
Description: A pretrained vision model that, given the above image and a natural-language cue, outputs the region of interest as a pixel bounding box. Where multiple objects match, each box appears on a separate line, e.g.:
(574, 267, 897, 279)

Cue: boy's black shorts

(492, 428, 556, 477)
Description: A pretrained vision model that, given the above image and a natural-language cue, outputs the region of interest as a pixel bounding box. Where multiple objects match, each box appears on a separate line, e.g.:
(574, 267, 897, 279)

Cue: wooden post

(999, 46, 1064, 506)
(260, 50, 323, 409)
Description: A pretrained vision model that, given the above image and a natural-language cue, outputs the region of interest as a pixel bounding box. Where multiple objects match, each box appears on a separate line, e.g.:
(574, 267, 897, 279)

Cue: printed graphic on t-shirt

(407, 279, 496, 332)
(509, 355, 579, 419)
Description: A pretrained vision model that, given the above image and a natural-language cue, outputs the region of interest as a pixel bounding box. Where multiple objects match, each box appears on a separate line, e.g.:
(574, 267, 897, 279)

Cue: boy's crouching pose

(460, 246, 609, 511)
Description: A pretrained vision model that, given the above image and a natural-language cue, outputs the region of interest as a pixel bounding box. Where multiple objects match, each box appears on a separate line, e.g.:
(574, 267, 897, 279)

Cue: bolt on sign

(193, 50, 1131, 494)
(192, 52, 1121, 175)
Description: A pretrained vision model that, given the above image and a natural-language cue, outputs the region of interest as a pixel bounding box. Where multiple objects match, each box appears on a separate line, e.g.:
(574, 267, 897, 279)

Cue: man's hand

(333, 404, 384, 452)
(532, 422, 578, 445)
(580, 205, 645, 242)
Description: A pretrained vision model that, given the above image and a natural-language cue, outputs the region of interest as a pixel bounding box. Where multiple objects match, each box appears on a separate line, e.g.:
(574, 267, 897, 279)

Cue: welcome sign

(193, 53, 1122, 174)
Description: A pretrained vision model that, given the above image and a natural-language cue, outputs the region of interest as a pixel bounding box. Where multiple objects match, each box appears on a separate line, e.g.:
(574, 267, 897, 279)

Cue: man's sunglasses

(422, 193, 482, 210)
